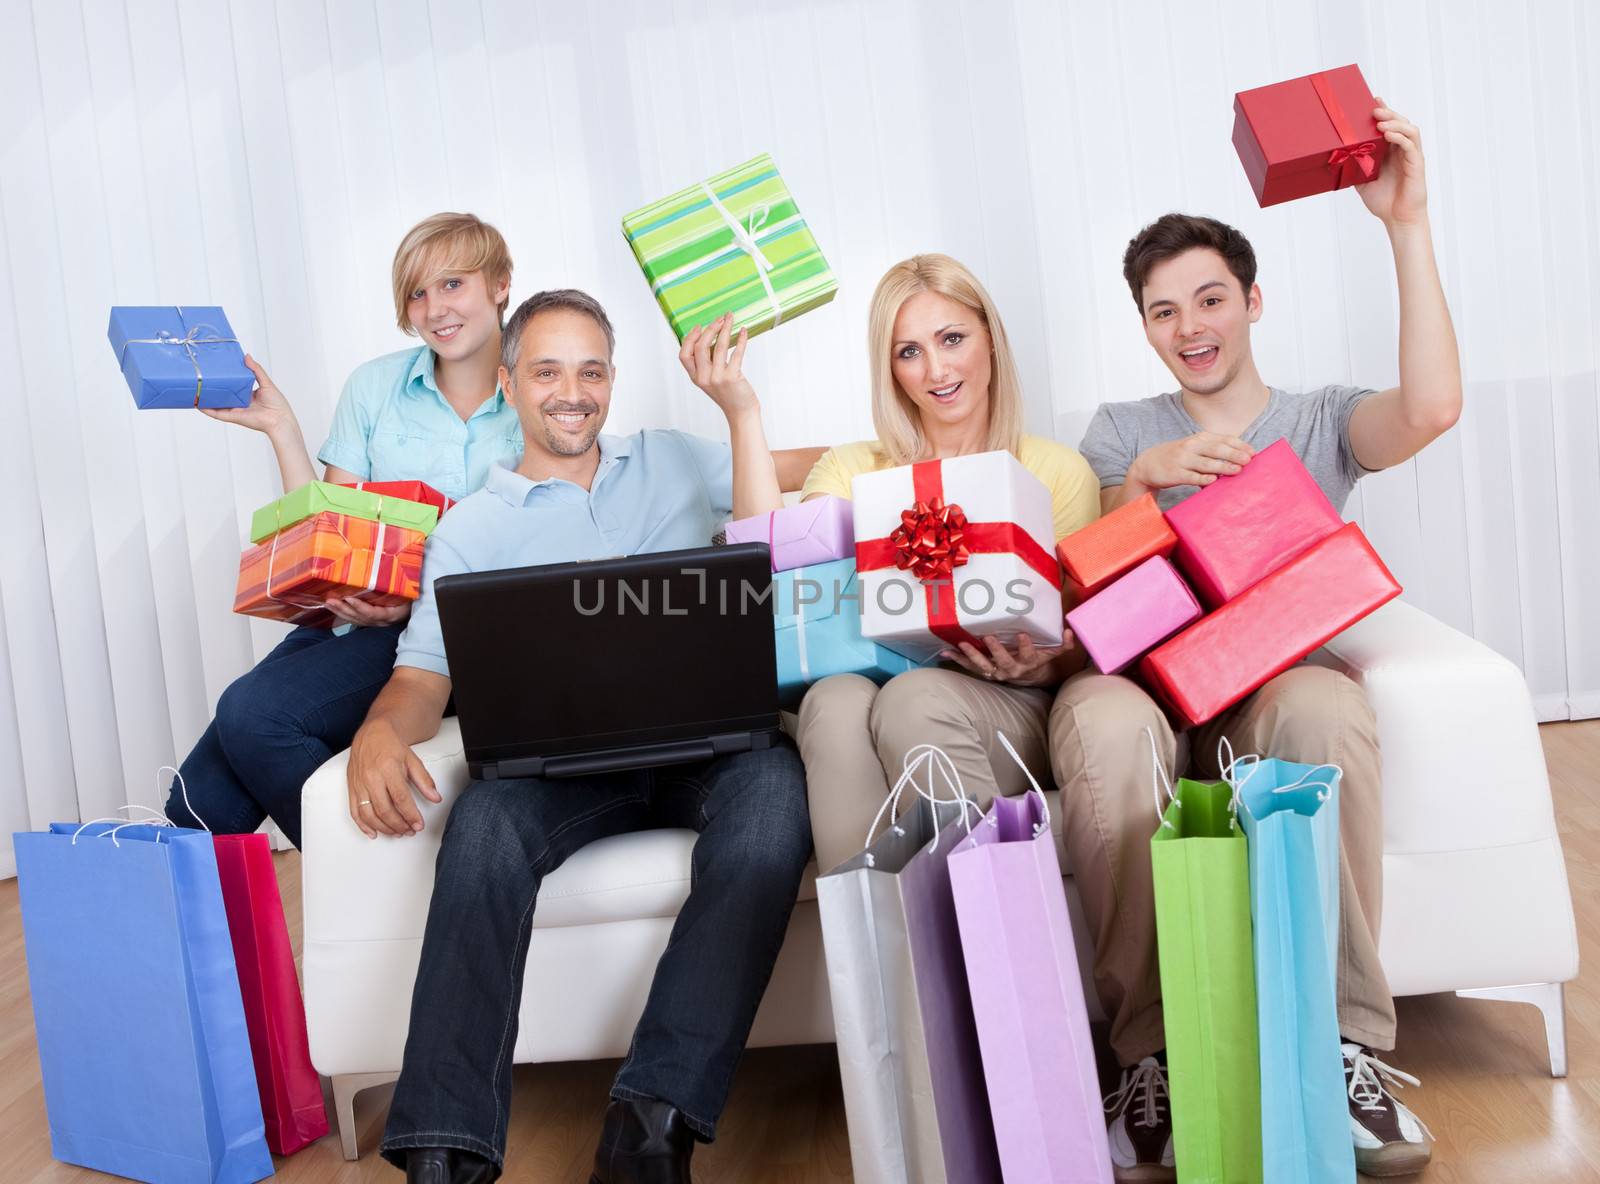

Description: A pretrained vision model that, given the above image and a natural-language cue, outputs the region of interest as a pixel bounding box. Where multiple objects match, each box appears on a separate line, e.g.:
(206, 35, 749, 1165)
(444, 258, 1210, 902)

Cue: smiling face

(1139, 246, 1262, 397)
(889, 290, 994, 434)
(500, 308, 614, 460)
(405, 267, 510, 362)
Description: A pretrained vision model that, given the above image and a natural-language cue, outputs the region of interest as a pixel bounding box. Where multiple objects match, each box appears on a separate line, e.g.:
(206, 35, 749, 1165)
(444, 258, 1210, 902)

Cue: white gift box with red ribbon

(851, 451, 1064, 663)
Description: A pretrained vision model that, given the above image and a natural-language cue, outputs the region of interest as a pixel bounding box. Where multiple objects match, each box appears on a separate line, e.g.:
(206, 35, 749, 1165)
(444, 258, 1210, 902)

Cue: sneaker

(1344, 1042, 1434, 1177)
(1103, 1056, 1176, 1183)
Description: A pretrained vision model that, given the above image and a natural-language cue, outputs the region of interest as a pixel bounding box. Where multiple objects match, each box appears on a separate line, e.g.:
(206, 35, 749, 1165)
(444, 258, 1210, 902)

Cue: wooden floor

(3, 720, 1596, 1183)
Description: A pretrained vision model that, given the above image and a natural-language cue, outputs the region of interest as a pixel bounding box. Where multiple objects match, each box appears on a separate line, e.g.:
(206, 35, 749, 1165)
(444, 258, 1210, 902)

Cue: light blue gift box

(774, 558, 921, 707)
(107, 305, 253, 409)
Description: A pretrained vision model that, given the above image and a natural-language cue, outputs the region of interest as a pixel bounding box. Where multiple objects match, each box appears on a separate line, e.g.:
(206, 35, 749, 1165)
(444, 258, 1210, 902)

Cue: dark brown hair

(1122, 213, 1257, 312)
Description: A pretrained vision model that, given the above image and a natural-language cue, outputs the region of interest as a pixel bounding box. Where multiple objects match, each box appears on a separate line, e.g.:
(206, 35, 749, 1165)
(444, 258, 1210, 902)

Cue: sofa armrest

(1310, 599, 1560, 854)
(301, 717, 471, 945)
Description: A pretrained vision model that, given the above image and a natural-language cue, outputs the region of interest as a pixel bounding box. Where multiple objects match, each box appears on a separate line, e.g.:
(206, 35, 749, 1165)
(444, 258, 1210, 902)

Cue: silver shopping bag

(815, 747, 1002, 1184)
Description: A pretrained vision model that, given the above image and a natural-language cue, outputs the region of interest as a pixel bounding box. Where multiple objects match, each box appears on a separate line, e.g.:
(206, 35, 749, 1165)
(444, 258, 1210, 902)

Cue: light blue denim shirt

(317, 346, 523, 501)
(395, 430, 734, 677)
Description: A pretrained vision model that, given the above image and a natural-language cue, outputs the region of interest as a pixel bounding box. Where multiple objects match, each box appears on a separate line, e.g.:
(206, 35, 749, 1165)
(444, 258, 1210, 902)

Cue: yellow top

(800, 435, 1101, 542)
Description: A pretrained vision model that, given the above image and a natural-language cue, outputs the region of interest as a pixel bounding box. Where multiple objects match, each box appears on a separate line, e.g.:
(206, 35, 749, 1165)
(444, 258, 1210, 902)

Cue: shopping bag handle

(994, 730, 1050, 839)
(863, 744, 980, 864)
(1145, 726, 1178, 831)
(69, 766, 212, 846)
(159, 765, 211, 832)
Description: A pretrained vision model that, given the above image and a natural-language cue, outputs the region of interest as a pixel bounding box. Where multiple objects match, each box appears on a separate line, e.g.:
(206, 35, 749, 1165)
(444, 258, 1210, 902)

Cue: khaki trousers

(798, 669, 1054, 876)
(798, 663, 1396, 1067)
(1049, 665, 1395, 1064)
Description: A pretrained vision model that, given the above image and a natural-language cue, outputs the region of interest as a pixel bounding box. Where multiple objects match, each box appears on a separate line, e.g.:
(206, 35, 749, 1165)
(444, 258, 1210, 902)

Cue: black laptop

(435, 543, 781, 780)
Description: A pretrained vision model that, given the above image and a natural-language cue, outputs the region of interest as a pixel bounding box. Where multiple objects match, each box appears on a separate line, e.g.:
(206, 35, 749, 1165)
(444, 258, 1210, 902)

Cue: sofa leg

(330, 1071, 401, 1160)
(1456, 982, 1568, 1078)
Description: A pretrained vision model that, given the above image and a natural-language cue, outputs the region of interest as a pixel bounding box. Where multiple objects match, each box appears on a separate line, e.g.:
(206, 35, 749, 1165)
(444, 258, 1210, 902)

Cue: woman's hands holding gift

(324, 597, 412, 627)
(203, 354, 298, 437)
(940, 629, 1080, 689)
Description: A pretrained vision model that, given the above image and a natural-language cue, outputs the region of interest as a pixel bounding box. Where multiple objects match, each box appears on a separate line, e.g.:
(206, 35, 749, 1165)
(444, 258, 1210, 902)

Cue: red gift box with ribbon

(852, 450, 1063, 663)
(1233, 64, 1388, 208)
(1140, 522, 1401, 727)
(336, 479, 455, 517)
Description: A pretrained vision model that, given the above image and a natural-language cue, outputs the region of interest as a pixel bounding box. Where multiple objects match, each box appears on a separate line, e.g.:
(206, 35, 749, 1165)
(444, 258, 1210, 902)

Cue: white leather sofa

(300, 599, 1580, 1160)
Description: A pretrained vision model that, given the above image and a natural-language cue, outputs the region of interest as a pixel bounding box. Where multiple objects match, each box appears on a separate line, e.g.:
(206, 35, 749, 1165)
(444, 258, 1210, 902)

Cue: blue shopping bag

(1227, 753, 1354, 1183)
(15, 821, 275, 1184)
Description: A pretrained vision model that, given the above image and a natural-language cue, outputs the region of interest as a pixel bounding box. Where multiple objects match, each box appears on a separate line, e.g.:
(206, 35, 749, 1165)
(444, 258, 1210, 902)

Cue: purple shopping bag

(947, 739, 1113, 1184)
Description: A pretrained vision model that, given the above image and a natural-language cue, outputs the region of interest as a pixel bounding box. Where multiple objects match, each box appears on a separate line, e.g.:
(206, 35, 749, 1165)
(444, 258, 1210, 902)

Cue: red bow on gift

(1327, 142, 1378, 187)
(890, 497, 973, 581)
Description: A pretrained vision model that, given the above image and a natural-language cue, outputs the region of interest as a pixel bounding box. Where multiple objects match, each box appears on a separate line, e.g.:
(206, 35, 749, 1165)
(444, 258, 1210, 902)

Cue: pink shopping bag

(213, 834, 330, 1155)
(947, 738, 1113, 1183)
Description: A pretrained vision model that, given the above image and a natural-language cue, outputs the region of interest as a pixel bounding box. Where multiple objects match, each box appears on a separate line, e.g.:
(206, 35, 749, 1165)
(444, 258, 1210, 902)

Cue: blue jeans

(380, 742, 812, 1173)
(165, 623, 405, 848)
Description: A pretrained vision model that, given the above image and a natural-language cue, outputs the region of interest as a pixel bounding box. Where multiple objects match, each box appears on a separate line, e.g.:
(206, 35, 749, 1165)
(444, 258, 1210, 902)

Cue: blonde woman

(678, 254, 1100, 873)
(165, 213, 520, 846)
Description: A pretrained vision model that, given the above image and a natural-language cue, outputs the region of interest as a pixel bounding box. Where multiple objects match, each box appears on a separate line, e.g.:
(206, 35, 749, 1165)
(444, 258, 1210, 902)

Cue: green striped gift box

(621, 153, 838, 341)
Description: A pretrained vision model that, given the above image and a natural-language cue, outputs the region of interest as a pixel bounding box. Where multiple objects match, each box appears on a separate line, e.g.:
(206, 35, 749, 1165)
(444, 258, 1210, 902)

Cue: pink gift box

(1165, 439, 1344, 609)
(723, 495, 854, 573)
(1066, 556, 1201, 675)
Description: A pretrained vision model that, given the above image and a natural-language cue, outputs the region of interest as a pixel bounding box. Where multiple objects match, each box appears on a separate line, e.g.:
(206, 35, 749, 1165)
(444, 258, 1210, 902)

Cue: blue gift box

(774, 558, 921, 707)
(107, 305, 253, 409)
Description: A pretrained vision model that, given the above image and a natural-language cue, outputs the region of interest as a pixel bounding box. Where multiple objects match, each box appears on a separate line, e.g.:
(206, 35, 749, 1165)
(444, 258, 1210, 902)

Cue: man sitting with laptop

(346, 290, 813, 1184)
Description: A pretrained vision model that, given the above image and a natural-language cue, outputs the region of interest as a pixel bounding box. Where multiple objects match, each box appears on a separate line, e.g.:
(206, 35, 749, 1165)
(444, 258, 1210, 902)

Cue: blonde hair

(867, 254, 1026, 466)
(390, 212, 513, 333)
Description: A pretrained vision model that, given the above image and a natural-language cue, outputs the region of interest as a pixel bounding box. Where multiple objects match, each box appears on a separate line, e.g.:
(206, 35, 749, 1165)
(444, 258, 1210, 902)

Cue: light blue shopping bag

(1227, 751, 1354, 1183)
(15, 821, 275, 1184)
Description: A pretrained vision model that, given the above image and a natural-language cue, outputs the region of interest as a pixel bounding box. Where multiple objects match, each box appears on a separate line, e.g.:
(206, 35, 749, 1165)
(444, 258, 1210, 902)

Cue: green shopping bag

(1148, 736, 1263, 1183)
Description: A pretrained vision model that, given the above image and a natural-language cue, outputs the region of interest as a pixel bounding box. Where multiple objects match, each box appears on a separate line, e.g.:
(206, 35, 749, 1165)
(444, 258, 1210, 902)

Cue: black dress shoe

(402, 1147, 499, 1184)
(405, 1148, 452, 1184)
(589, 1097, 696, 1183)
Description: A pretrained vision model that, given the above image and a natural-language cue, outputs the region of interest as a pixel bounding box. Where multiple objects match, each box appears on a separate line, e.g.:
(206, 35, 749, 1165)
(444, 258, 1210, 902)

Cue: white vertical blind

(1, 0, 1595, 876)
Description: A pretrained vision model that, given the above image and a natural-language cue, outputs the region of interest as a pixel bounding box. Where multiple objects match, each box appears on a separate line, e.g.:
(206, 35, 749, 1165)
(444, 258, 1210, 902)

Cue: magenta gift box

(1066, 556, 1201, 675)
(1165, 439, 1345, 609)
(723, 495, 854, 573)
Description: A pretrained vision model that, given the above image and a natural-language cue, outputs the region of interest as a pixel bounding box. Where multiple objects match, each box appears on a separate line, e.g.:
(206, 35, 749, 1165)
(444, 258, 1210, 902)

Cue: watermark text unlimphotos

(571, 569, 1038, 619)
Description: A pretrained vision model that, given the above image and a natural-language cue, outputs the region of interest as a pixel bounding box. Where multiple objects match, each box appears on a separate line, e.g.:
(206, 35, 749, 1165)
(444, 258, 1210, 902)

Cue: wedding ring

(359, 799, 372, 806)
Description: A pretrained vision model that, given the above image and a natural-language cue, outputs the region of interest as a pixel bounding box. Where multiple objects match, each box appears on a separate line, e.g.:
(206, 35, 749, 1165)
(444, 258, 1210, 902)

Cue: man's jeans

(380, 742, 812, 1173)
(165, 623, 405, 848)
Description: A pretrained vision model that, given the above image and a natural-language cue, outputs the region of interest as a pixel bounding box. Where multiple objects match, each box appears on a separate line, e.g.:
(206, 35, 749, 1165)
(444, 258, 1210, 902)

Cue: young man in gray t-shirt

(1057, 104, 1462, 1182)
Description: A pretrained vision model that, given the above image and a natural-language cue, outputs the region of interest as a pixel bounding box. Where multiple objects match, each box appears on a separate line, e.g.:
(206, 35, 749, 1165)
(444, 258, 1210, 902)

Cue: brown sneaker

(1343, 1043, 1434, 1177)
(1103, 1056, 1176, 1182)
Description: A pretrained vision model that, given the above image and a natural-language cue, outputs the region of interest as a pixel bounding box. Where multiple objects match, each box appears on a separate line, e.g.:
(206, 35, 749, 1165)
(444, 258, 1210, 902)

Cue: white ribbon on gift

(697, 181, 783, 330)
(793, 564, 811, 684)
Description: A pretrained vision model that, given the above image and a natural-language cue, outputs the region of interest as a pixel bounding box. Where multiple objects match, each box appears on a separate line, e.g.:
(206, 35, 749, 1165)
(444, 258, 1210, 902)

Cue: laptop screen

(436, 544, 780, 767)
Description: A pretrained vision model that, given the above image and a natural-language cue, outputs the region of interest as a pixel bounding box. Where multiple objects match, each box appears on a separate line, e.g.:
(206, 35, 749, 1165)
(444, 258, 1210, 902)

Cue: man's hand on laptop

(347, 718, 441, 838)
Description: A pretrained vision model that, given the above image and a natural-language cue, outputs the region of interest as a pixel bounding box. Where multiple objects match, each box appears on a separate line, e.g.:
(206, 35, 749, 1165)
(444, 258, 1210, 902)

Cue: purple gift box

(1066, 556, 1201, 675)
(722, 495, 854, 573)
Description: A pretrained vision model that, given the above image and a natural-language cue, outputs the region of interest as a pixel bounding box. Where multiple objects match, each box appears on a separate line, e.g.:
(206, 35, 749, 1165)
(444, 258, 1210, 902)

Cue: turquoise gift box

(774, 559, 920, 707)
(107, 305, 253, 409)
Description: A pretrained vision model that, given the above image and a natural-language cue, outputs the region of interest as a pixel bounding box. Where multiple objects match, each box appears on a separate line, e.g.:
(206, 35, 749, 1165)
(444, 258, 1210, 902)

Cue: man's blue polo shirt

(394, 430, 733, 677)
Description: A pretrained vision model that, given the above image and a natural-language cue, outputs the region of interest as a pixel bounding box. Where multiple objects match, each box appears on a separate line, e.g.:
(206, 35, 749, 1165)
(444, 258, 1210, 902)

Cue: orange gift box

(233, 511, 425, 627)
(1056, 493, 1178, 602)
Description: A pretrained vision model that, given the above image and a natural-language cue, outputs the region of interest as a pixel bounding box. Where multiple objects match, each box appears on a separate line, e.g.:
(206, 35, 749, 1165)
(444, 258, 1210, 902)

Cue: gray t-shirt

(1078, 385, 1377, 513)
